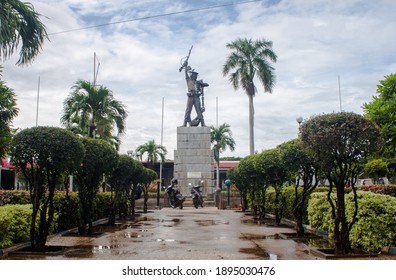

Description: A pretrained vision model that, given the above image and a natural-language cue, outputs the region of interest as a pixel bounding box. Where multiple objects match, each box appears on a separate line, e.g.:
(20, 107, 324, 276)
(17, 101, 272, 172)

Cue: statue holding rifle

(179, 46, 209, 127)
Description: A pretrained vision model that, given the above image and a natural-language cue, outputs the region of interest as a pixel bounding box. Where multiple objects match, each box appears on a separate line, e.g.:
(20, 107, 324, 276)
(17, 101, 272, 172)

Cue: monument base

(174, 126, 214, 196)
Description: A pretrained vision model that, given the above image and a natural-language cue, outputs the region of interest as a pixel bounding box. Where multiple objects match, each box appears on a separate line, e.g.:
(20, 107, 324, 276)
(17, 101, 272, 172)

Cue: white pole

(216, 96, 218, 127)
(158, 97, 164, 207)
(36, 76, 40, 126)
(69, 175, 73, 192)
(338, 75, 342, 112)
(160, 97, 164, 180)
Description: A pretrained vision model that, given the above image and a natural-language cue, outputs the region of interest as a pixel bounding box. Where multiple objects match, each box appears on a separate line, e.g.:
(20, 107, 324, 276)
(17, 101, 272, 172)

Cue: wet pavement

(6, 207, 320, 260)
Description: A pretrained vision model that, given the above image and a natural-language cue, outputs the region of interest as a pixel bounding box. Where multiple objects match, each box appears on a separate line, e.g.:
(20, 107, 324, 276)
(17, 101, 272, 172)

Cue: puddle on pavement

(160, 218, 182, 227)
(63, 244, 132, 258)
(195, 220, 221, 226)
(240, 233, 280, 240)
(156, 238, 176, 242)
(241, 217, 293, 228)
(239, 245, 270, 259)
(296, 237, 334, 249)
(239, 244, 278, 260)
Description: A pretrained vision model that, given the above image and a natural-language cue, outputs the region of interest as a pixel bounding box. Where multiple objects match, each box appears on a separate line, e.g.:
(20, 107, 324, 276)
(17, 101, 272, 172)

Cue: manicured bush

(347, 192, 396, 252)
(0, 190, 30, 206)
(93, 192, 112, 221)
(266, 186, 295, 221)
(357, 184, 396, 197)
(53, 192, 79, 232)
(0, 191, 115, 248)
(0, 204, 32, 248)
(306, 192, 334, 234)
(308, 191, 396, 252)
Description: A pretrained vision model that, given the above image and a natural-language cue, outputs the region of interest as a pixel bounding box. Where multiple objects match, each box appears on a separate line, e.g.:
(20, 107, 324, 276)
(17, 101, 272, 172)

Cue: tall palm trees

(136, 139, 167, 169)
(0, 0, 48, 65)
(223, 37, 277, 155)
(61, 79, 127, 150)
(211, 123, 236, 189)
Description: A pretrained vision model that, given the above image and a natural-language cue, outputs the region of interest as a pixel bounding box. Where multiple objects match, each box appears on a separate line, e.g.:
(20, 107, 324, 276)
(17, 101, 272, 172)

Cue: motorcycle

(165, 184, 185, 209)
(190, 183, 204, 208)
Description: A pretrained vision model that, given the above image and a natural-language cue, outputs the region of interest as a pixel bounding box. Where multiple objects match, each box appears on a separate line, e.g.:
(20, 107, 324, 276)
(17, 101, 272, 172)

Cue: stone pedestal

(174, 126, 214, 196)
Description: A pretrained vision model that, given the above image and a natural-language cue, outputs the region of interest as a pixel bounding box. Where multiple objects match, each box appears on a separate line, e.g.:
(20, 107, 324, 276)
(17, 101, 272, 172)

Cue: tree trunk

(274, 187, 281, 226)
(216, 161, 220, 189)
(334, 185, 351, 255)
(248, 92, 255, 155)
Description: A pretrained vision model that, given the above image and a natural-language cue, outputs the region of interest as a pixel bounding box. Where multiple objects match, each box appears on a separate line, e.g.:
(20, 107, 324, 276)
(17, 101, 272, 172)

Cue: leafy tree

(256, 148, 288, 225)
(140, 168, 158, 213)
(0, 68, 18, 158)
(136, 139, 167, 169)
(220, 156, 242, 161)
(75, 138, 118, 234)
(61, 79, 128, 150)
(227, 165, 248, 211)
(300, 112, 382, 254)
(363, 73, 396, 180)
(9, 126, 84, 250)
(279, 139, 320, 236)
(364, 159, 389, 184)
(210, 123, 236, 189)
(223, 37, 277, 155)
(107, 154, 139, 225)
(0, 0, 48, 65)
(229, 154, 260, 212)
(129, 160, 145, 216)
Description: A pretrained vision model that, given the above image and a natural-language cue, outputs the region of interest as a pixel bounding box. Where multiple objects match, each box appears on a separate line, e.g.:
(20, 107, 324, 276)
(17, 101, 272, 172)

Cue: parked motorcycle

(190, 183, 204, 208)
(165, 179, 185, 209)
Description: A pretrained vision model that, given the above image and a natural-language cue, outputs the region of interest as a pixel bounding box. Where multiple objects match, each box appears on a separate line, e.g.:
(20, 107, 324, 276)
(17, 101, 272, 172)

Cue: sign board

(187, 172, 202, 178)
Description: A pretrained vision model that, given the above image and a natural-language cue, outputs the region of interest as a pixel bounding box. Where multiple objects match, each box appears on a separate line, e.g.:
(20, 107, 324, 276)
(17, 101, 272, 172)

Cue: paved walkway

(7, 207, 320, 260)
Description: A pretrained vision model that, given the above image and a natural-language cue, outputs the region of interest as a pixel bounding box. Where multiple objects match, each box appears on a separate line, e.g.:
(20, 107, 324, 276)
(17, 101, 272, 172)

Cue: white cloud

(2, 0, 396, 160)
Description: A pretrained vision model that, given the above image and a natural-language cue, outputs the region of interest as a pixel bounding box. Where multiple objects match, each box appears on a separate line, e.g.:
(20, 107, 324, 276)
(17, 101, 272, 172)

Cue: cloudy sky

(2, 0, 396, 159)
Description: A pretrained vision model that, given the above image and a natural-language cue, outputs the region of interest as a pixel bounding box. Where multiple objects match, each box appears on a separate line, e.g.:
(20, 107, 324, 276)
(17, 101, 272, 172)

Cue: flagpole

(158, 97, 164, 207)
(36, 76, 40, 126)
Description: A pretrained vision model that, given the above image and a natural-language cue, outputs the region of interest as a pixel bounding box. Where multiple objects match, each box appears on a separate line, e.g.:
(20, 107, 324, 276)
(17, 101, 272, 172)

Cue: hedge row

(356, 184, 396, 197)
(308, 191, 396, 252)
(251, 186, 396, 252)
(0, 190, 31, 206)
(0, 192, 112, 249)
(0, 204, 32, 248)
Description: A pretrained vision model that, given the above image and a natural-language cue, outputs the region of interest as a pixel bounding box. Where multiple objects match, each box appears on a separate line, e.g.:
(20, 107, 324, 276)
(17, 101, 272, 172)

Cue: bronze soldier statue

(179, 46, 209, 127)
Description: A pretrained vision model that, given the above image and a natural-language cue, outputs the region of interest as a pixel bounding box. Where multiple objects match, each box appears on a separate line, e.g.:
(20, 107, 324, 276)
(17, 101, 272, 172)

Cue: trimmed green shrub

(93, 192, 112, 221)
(53, 192, 79, 232)
(0, 204, 32, 248)
(0, 191, 114, 248)
(347, 192, 396, 252)
(359, 184, 396, 197)
(266, 187, 295, 221)
(0, 190, 30, 206)
(306, 192, 334, 234)
(308, 191, 396, 252)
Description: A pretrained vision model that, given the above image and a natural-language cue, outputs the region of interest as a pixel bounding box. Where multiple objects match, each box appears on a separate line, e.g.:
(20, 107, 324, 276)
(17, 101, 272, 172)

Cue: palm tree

(210, 123, 236, 189)
(223, 37, 277, 155)
(0, 67, 19, 158)
(136, 139, 167, 169)
(61, 79, 128, 150)
(0, 0, 48, 65)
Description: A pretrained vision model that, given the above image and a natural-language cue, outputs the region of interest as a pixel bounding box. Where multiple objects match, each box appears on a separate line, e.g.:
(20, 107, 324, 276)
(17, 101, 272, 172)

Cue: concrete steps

(183, 196, 215, 208)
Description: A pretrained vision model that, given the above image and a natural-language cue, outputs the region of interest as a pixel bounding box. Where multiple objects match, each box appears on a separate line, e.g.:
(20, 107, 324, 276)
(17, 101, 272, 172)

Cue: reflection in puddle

(124, 232, 143, 238)
(239, 246, 270, 259)
(195, 220, 220, 226)
(297, 237, 333, 249)
(240, 233, 280, 240)
(156, 238, 176, 242)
